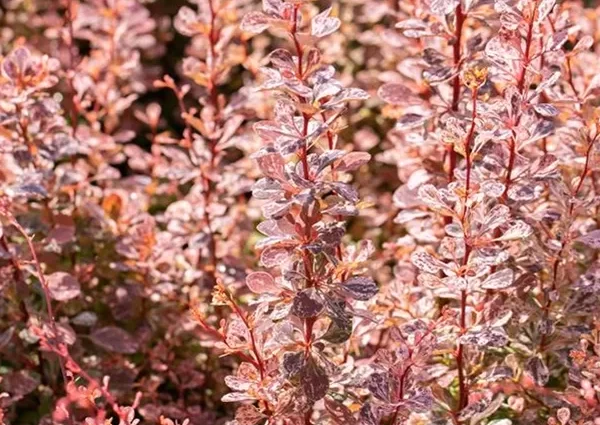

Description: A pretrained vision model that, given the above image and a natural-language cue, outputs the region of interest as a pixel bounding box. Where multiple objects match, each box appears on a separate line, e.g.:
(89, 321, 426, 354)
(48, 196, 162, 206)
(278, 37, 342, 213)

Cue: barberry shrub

(0, 0, 600, 425)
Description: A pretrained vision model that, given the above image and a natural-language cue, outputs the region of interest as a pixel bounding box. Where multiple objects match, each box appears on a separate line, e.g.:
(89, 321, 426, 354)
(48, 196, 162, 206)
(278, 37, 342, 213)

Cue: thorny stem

(570, 137, 595, 210)
(501, 1, 538, 202)
(447, 3, 466, 187)
(168, 79, 219, 286)
(207, 0, 221, 118)
(502, 135, 517, 203)
(322, 111, 344, 261)
(539, 135, 596, 351)
(291, 5, 304, 79)
(224, 292, 273, 416)
(566, 56, 580, 101)
(461, 88, 479, 219)
(228, 297, 267, 381)
(299, 117, 314, 292)
(200, 179, 218, 285)
(300, 113, 311, 181)
(386, 326, 434, 425)
(8, 218, 72, 408)
(489, 1, 540, 282)
(10, 219, 57, 335)
(456, 287, 469, 412)
(64, 354, 135, 422)
(452, 88, 479, 417)
(388, 366, 411, 425)
(198, 0, 225, 286)
(456, 234, 473, 417)
(7, 200, 128, 424)
(193, 292, 272, 416)
(289, 8, 318, 423)
(192, 310, 261, 368)
(289, 6, 315, 360)
(300, 113, 315, 359)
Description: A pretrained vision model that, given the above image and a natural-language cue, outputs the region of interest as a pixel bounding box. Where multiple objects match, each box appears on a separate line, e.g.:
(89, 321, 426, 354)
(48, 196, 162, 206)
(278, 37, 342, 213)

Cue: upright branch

(204, 2, 375, 423)
(540, 130, 598, 351)
(455, 69, 482, 413)
(168, 0, 251, 287)
(0, 199, 133, 423)
(501, 0, 539, 202)
(448, 2, 467, 184)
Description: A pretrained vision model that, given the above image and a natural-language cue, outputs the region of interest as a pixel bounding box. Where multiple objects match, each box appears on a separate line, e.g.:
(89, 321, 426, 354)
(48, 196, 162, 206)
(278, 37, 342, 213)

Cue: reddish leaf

(377, 82, 413, 106)
(241, 12, 270, 33)
(46, 272, 81, 301)
(235, 405, 266, 425)
(335, 152, 371, 172)
(340, 276, 378, 301)
(299, 357, 329, 401)
(292, 289, 324, 318)
(577, 230, 600, 248)
(90, 326, 139, 354)
(246, 271, 279, 294)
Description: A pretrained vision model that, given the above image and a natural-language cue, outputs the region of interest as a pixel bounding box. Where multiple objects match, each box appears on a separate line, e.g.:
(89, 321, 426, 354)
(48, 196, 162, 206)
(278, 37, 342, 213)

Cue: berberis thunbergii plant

(0, 0, 599, 424)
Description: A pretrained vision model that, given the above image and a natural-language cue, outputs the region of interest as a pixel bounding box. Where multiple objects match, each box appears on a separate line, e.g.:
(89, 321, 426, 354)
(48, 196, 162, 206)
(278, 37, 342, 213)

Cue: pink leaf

(577, 230, 600, 249)
(377, 83, 413, 105)
(235, 405, 267, 425)
(311, 7, 340, 38)
(241, 12, 271, 34)
(90, 326, 139, 354)
(46, 272, 81, 301)
(246, 271, 279, 294)
(335, 152, 371, 172)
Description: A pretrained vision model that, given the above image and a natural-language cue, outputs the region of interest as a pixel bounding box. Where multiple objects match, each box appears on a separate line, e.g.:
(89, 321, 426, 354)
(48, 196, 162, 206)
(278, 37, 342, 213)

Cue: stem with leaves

(448, 2, 466, 185)
(4, 210, 130, 422)
(501, 1, 538, 202)
(456, 85, 479, 415)
(539, 133, 597, 351)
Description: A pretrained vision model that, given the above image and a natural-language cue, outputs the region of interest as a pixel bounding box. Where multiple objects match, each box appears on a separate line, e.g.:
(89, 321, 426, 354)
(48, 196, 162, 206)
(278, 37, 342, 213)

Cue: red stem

(455, 86, 477, 412)
(457, 287, 469, 410)
(193, 310, 262, 369)
(385, 327, 434, 424)
(289, 9, 318, 422)
(292, 6, 304, 79)
(321, 112, 345, 261)
(10, 219, 58, 336)
(388, 364, 413, 425)
(539, 135, 596, 350)
(230, 301, 267, 380)
(202, 0, 224, 284)
(447, 3, 466, 186)
(10, 218, 71, 396)
(208, 0, 221, 117)
(501, 1, 538, 201)
(566, 56, 579, 100)
(462, 88, 478, 216)
(300, 113, 311, 180)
